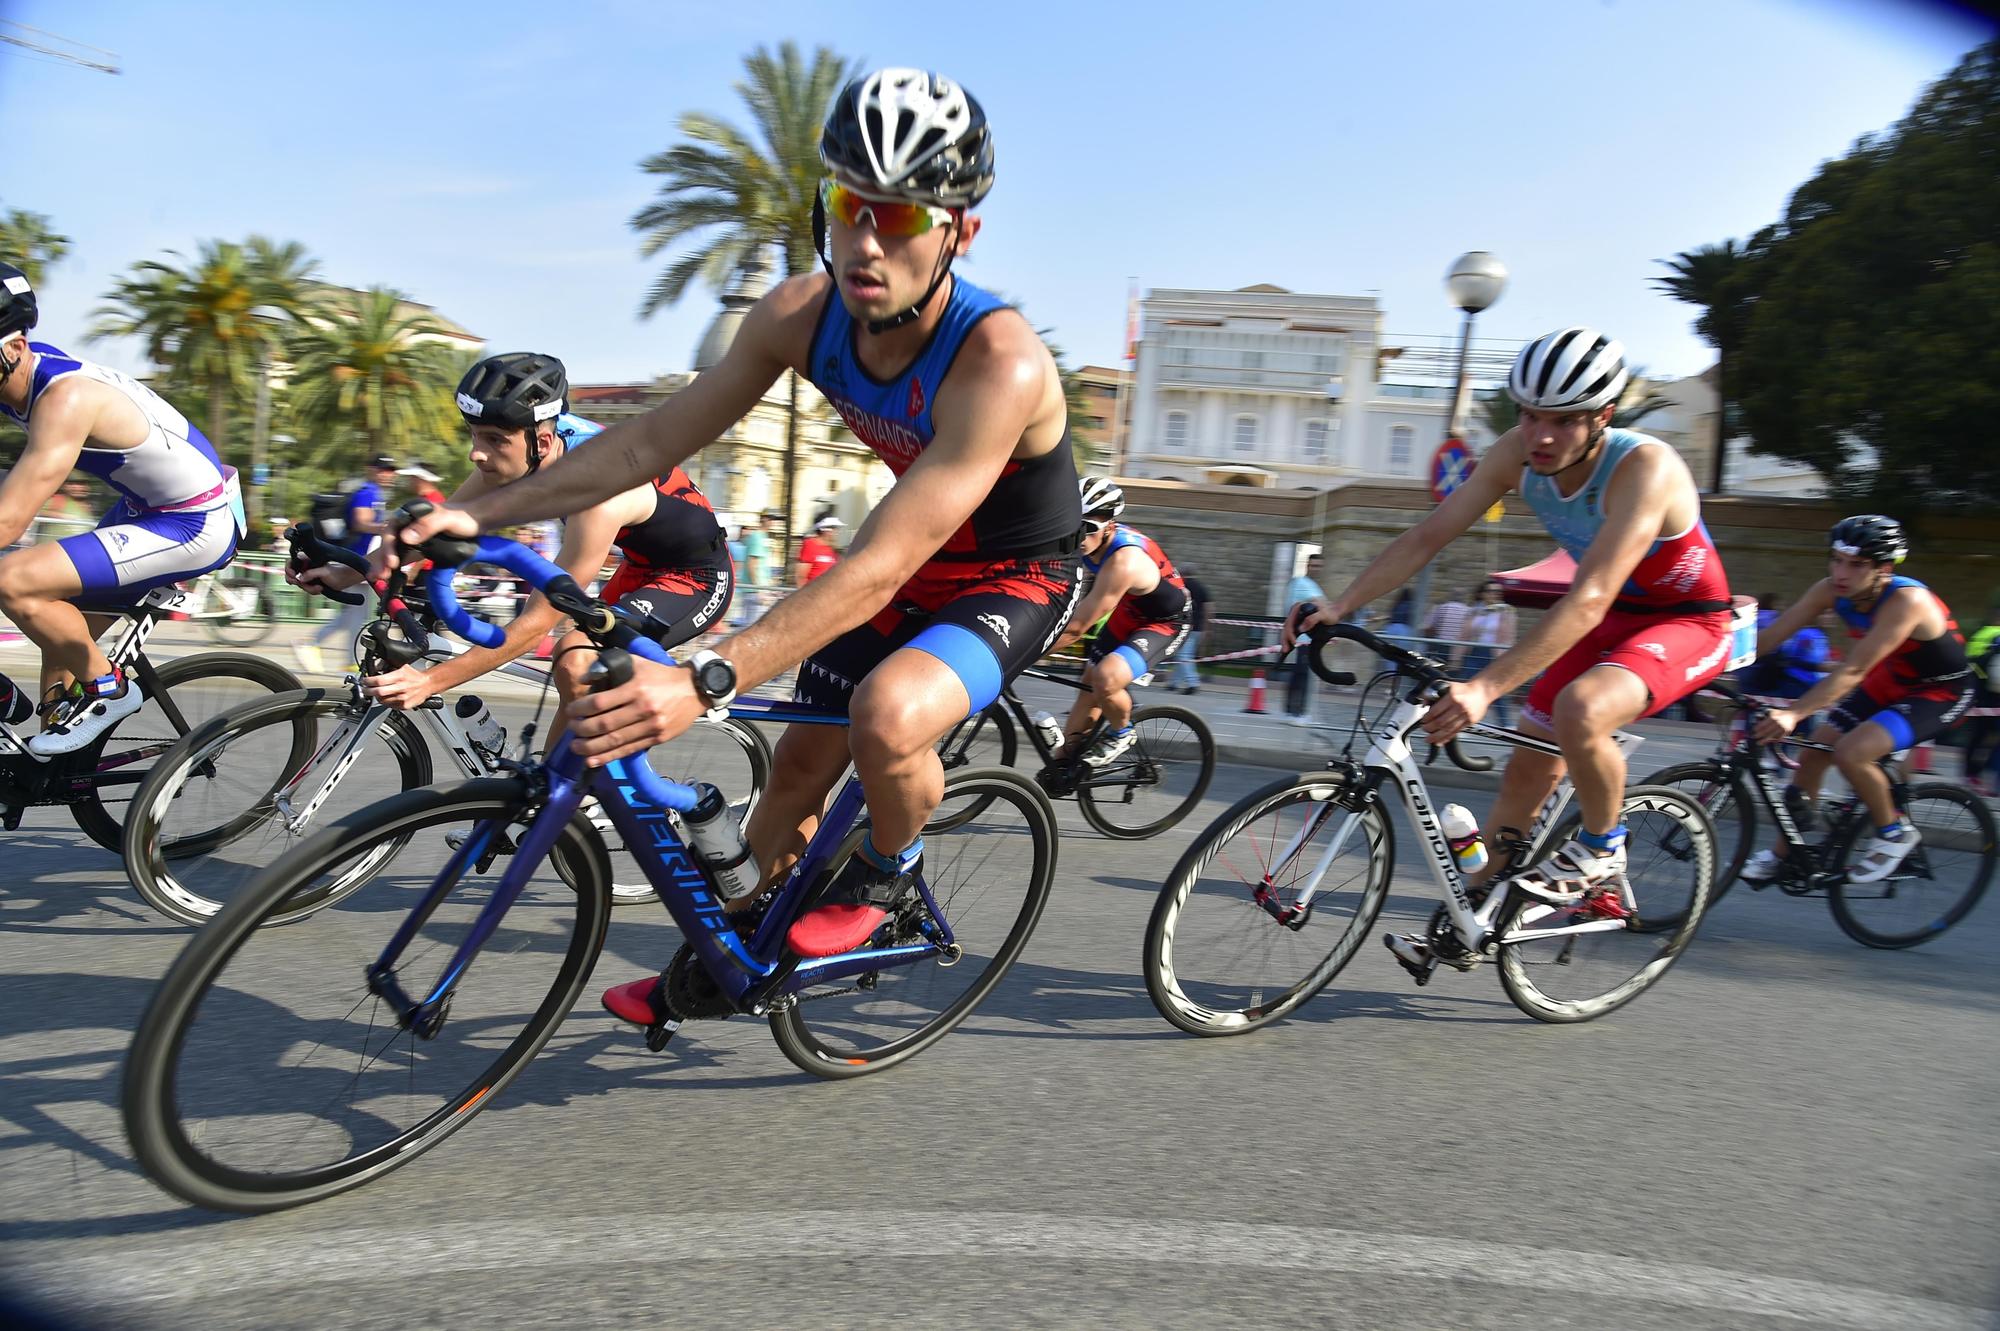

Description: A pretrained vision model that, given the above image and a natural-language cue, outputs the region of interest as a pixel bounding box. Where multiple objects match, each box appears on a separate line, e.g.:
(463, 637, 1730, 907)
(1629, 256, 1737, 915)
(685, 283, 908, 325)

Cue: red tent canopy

(1492, 548, 1576, 610)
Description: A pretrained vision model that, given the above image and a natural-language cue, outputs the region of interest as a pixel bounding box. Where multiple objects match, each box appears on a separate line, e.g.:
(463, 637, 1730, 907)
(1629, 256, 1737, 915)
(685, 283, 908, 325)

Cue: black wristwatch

(689, 649, 737, 720)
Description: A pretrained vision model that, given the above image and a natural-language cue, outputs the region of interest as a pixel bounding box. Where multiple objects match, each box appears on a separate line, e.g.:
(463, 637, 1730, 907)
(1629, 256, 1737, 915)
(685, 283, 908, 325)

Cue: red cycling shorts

(1522, 609, 1733, 730)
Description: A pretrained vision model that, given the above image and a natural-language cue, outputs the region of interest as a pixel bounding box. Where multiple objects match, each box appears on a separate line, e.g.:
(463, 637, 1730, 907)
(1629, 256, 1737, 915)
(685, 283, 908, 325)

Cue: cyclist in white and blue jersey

(0, 262, 244, 755)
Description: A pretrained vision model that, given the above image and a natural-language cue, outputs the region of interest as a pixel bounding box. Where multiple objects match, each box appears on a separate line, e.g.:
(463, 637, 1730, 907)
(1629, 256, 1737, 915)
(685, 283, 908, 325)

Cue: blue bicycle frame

(365, 536, 958, 1038)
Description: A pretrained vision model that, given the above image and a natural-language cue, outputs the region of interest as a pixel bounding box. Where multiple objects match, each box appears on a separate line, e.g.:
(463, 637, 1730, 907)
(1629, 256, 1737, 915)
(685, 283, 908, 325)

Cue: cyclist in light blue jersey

(0, 262, 244, 756)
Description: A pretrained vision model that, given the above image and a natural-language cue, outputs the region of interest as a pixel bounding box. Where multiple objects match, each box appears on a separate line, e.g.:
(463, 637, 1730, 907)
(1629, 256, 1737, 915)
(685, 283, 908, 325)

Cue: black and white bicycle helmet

(1079, 476, 1125, 523)
(1507, 326, 1629, 414)
(456, 353, 569, 471)
(1830, 514, 1908, 565)
(820, 68, 995, 208)
(0, 262, 38, 339)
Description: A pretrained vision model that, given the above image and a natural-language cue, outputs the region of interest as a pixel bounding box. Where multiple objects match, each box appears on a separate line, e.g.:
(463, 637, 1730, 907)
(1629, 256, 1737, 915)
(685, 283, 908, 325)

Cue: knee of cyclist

(1550, 687, 1619, 742)
(848, 703, 933, 771)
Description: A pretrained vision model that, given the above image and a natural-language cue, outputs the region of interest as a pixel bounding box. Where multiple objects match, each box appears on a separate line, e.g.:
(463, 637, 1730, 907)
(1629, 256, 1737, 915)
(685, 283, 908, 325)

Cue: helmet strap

(814, 194, 961, 335)
(1550, 417, 1607, 482)
(0, 339, 21, 387)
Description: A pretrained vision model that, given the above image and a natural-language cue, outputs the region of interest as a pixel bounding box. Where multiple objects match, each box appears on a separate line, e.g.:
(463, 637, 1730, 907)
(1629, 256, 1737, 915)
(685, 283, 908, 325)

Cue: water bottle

(1031, 710, 1065, 754)
(683, 781, 761, 900)
(1441, 803, 1488, 875)
(0, 673, 31, 726)
(453, 695, 507, 760)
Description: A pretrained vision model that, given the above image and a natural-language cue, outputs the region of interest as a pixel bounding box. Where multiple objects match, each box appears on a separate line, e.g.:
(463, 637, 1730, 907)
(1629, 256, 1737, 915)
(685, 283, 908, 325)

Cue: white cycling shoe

(28, 680, 146, 757)
(1847, 827, 1921, 884)
(1741, 848, 1786, 885)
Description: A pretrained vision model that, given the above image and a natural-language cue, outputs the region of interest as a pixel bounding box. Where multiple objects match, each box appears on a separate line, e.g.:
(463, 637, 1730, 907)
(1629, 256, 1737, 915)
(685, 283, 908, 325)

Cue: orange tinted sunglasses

(820, 178, 957, 236)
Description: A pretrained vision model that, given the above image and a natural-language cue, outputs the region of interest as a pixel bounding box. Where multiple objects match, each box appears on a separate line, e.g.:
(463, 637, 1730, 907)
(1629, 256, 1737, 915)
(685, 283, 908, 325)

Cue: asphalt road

(1, 700, 1996, 1331)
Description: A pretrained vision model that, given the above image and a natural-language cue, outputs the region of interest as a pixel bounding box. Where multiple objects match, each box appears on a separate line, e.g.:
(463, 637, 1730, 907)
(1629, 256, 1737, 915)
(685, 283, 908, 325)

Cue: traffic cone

(1911, 741, 1933, 774)
(1245, 668, 1267, 714)
(533, 633, 556, 660)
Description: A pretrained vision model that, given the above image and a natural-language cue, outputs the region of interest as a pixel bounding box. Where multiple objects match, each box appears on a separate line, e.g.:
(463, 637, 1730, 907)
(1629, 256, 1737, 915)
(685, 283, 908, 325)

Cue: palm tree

(1655, 240, 1750, 492)
(0, 207, 71, 286)
(90, 237, 318, 456)
(282, 287, 468, 476)
(631, 40, 856, 560)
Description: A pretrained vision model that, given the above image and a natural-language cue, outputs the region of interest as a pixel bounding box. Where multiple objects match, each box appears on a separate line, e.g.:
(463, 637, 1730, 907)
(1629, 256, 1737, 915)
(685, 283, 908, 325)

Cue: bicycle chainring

(664, 942, 739, 1020)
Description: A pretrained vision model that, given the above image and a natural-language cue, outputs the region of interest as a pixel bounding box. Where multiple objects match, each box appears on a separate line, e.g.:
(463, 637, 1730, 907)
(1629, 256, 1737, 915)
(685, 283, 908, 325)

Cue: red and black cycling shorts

(1522, 608, 1732, 730)
(1087, 606, 1190, 681)
(600, 555, 733, 653)
(797, 554, 1082, 717)
(1826, 678, 1975, 752)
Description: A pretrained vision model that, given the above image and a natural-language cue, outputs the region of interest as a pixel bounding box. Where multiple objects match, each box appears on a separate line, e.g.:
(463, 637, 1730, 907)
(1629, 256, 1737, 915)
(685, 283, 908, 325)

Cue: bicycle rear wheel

(201, 577, 275, 647)
(72, 652, 304, 852)
(1827, 783, 1996, 948)
(123, 689, 430, 927)
(123, 780, 612, 1213)
(767, 767, 1055, 1078)
(1076, 702, 1216, 839)
(928, 705, 1017, 832)
(1498, 785, 1714, 1023)
(1144, 771, 1394, 1035)
(1641, 760, 1755, 920)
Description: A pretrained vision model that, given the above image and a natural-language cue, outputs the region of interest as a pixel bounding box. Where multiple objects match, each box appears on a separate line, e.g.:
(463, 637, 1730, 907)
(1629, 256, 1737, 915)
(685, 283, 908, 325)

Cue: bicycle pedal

(0, 804, 19, 832)
(1383, 933, 1436, 986)
(643, 1018, 683, 1052)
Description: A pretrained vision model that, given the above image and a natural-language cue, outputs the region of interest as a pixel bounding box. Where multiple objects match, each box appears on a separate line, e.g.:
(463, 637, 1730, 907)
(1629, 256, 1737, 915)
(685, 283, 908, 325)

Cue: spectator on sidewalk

(1455, 580, 1518, 726)
(1423, 585, 1471, 654)
(796, 514, 843, 585)
(1284, 554, 1327, 726)
(1384, 588, 1417, 648)
(1965, 591, 2000, 796)
(1172, 574, 1211, 694)
(295, 455, 397, 674)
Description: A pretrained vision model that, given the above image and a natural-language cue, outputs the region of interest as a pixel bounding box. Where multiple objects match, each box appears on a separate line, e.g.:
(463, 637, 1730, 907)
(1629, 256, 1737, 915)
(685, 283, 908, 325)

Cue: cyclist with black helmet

(1284, 327, 1735, 966)
(291, 352, 730, 719)
(398, 69, 1083, 1022)
(1047, 477, 1189, 769)
(1740, 514, 1973, 884)
(0, 261, 244, 756)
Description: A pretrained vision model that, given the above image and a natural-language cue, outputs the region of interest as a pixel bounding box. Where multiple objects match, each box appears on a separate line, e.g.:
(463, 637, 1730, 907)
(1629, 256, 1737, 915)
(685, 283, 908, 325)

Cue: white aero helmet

(1507, 326, 1629, 414)
(820, 68, 995, 207)
(1079, 476, 1125, 522)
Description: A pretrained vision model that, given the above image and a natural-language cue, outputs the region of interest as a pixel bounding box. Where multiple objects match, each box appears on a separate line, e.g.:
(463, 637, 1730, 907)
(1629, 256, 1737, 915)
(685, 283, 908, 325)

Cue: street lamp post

(1415, 252, 1508, 627)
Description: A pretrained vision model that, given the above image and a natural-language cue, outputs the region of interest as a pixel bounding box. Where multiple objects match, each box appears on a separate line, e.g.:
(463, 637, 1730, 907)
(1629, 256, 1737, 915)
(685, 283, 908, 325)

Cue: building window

(1164, 411, 1189, 451)
(1301, 419, 1329, 461)
(1233, 414, 1259, 452)
(1389, 425, 1415, 474)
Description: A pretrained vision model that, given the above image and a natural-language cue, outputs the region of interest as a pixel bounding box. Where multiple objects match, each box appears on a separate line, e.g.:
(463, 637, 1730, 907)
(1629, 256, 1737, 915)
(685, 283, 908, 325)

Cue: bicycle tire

(201, 578, 275, 647)
(1144, 770, 1394, 1036)
(1640, 760, 1756, 918)
(928, 705, 1017, 833)
(123, 779, 613, 1213)
(123, 689, 431, 927)
(71, 652, 304, 852)
(595, 714, 772, 904)
(767, 766, 1055, 1078)
(1497, 784, 1714, 1024)
(1826, 782, 1997, 948)
(1076, 702, 1216, 839)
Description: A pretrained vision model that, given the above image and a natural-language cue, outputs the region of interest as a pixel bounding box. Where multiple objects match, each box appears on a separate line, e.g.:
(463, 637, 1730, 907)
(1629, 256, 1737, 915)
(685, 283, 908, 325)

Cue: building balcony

(1154, 363, 1344, 395)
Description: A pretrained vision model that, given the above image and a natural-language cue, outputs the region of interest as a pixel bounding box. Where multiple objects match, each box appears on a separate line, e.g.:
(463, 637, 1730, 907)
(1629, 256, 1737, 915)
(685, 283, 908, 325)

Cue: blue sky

(5, 0, 1992, 387)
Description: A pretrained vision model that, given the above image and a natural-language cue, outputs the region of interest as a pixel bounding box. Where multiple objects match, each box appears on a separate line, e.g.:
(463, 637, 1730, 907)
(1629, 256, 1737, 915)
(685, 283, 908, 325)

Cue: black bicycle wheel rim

(1827, 784, 1997, 948)
(1639, 760, 1754, 924)
(1076, 703, 1216, 839)
(72, 652, 304, 852)
(929, 706, 1014, 832)
(1144, 772, 1393, 1036)
(123, 781, 611, 1212)
(767, 767, 1054, 1077)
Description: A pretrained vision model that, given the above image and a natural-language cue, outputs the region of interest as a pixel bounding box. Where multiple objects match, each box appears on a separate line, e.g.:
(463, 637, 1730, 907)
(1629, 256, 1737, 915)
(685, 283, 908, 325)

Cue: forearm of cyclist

(1774, 599, 1921, 724)
(377, 596, 564, 704)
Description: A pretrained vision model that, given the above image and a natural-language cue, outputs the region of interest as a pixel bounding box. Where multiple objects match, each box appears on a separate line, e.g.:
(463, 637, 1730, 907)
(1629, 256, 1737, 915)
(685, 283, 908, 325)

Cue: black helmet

(1830, 514, 1908, 566)
(821, 69, 994, 208)
(456, 352, 567, 431)
(0, 262, 38, 340)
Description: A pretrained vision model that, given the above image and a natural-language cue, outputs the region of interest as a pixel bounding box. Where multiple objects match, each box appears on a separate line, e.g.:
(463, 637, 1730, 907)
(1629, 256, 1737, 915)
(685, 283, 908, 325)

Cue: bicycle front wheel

(123, 779, 613, 1213)
(1641, 760, 1755, 920)
(201, 577, 275, 647)
(768, 767, 1055, 1078)
(1827, 783, 1996, 948)
(72, 652, 304, 852)
(1077, 702, 1216, 839)
(123, 689, 431, 927)
(1144, 771, 1394, 1036)
(1498, 784, 1715, 1024)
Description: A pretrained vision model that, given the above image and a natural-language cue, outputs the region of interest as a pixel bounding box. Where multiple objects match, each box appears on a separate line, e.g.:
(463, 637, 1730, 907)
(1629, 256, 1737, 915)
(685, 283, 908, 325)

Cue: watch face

(697, 659, 734, 697)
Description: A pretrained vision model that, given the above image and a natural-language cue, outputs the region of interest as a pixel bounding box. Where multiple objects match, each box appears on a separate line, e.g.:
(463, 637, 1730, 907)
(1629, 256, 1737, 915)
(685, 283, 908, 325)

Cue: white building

(1123, 284, 1514, 489)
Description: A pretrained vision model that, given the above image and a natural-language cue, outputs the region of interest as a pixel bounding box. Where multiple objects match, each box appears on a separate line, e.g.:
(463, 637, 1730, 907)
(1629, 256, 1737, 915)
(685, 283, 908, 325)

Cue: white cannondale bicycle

(1144, 623, 1717, 1030)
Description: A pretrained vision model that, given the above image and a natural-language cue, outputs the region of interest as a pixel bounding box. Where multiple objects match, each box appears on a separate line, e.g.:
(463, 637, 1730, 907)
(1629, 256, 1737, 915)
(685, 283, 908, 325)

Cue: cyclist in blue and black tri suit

(397, 69, 1084, 1027)
(1047, 477, 1189, 769)
(0, 262, 244, 755)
